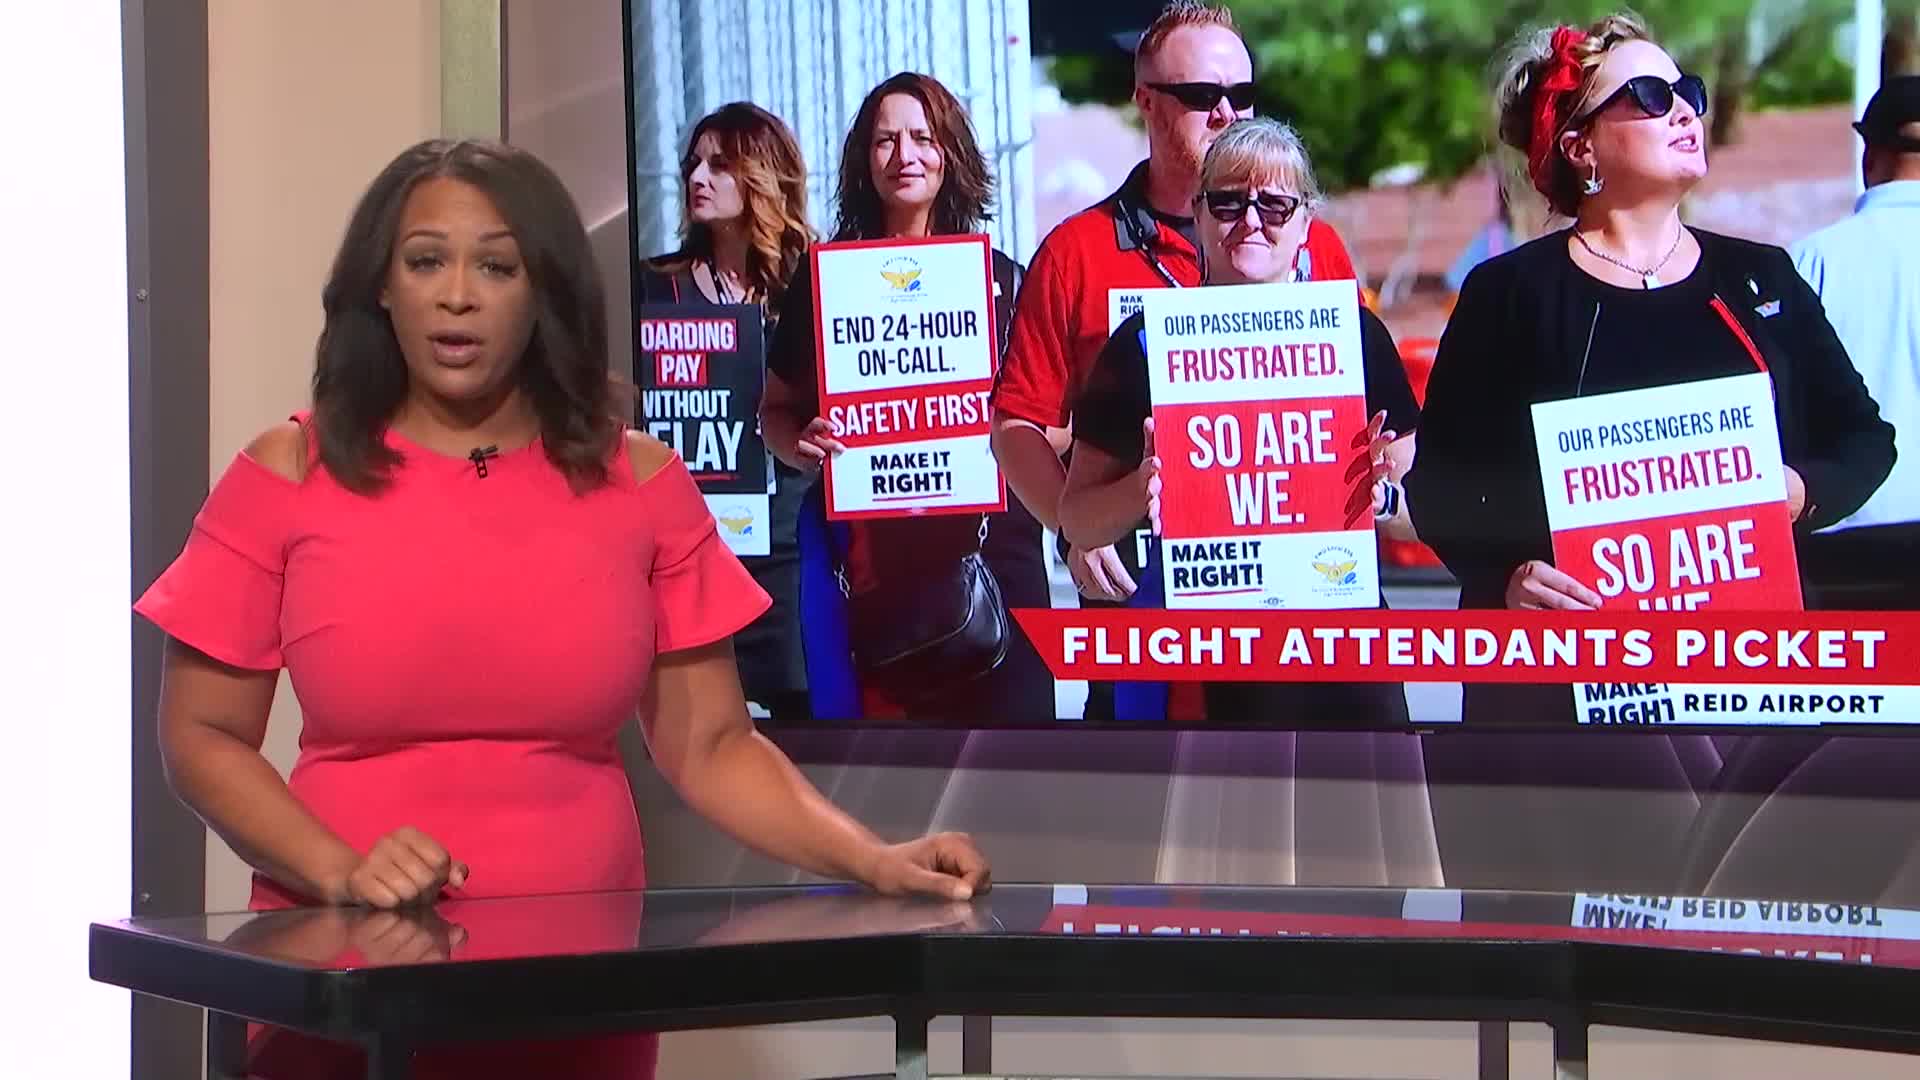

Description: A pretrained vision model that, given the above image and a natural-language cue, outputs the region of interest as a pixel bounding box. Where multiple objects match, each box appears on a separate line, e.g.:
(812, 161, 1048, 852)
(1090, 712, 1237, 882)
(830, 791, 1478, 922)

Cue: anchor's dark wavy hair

(311, 138, 622, 494)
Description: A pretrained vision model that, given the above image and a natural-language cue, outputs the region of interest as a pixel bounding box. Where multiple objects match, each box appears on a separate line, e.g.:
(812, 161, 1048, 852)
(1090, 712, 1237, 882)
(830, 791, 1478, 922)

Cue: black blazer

(1404, 227, 1896, 610)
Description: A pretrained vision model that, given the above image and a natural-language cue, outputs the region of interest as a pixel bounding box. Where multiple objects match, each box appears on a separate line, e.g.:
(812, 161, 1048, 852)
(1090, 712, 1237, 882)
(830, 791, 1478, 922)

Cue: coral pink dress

(134, 422, 770, 1079)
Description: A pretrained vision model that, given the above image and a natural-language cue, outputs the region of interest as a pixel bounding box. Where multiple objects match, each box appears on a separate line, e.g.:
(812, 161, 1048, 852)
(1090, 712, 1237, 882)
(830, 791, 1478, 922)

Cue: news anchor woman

(135, 139, 988, 1079)
(759, 71, 1054, 724)
(1058, 117, 1420, 725)
(640, 102, 816, 723)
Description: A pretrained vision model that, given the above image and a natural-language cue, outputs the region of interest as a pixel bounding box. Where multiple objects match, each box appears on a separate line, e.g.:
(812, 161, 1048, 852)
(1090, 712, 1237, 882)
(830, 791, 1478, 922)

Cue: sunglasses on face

(1579, 73, 1709, 125)
(1148, 81, 1257, 113)
(1201, 189, 1302, 227)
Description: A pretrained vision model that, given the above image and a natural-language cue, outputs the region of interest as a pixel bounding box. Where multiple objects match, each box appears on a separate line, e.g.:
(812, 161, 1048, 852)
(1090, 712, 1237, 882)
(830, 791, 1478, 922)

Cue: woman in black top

(1404, 14, 1893, 716)
(1061, 117, 1422, 726)
(760, 72, 1054, 724)
(638, 102, 817, 722)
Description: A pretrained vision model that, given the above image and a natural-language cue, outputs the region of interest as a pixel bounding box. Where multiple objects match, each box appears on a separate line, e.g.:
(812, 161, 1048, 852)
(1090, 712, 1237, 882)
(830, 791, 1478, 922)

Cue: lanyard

(1575, 295, 1772, 398)
(1117, 197, 1184, 289)
(1709, 295, 1769, 373)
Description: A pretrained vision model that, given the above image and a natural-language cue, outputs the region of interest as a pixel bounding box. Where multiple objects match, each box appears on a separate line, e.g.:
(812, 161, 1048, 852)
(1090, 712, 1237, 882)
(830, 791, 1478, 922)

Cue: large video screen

(621, 0, 1918, 731)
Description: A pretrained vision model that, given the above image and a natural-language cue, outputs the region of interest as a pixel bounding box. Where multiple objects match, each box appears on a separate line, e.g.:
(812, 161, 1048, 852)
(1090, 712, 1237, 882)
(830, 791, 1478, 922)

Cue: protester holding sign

(1059, 118, 1419, 725)
(760, 72, 1054, 723)
(1405, 12, 1894, 728)
(991, 0, 1361, 722)
(640, 102, 817, 724)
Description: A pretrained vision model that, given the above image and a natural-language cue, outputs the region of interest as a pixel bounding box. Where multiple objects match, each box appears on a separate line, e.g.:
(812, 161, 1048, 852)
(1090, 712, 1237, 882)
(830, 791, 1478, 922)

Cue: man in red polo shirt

(991, 0, 1357, 720)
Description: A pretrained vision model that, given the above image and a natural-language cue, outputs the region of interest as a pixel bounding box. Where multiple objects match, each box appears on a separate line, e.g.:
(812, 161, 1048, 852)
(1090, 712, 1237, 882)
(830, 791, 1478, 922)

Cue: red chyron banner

(1008, 608, 1919, 686)
(1154, 396, 1362, 536)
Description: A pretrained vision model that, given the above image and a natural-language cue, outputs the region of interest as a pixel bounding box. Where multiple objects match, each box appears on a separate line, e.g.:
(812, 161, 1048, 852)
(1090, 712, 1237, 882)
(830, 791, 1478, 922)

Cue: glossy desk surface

(89, 883, 1920, 1051)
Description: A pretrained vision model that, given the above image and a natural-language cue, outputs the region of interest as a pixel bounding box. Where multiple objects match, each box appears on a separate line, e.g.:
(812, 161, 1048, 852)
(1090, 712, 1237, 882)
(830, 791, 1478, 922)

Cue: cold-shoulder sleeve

(643, 454, 773, 653)
(133, 451, 299, 670)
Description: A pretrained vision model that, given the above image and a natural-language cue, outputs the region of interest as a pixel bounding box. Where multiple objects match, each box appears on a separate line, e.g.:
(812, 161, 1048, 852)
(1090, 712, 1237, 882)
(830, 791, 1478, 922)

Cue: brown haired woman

(640, 102, 816, 723)
(760, 72, 1056, 725)
(135, 138, 988, 1079)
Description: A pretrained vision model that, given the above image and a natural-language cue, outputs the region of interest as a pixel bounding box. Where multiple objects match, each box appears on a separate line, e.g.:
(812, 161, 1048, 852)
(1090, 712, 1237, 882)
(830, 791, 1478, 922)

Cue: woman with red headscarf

(1407, 11, 1891, 683)
(1400, 12, 1893, 891)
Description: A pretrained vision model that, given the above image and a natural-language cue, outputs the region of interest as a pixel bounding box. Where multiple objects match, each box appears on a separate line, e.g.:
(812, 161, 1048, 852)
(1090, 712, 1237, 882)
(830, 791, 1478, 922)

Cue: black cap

(1854, 76, 1920, 152)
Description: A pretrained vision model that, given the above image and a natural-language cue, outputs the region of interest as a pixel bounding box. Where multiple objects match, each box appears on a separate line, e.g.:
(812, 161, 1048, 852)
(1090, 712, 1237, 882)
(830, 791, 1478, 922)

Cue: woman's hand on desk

(857, 832, 992, 902)
(326, 826, 468, 909)
(1505, 559, 1604, 611)
(223, 905, 467, 966)
(348, 909, 468, 965)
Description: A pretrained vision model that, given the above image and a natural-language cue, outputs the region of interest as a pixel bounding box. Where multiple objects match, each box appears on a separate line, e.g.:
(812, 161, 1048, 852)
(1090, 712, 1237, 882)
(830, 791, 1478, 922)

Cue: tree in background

(1889, 0, 1920, 79)
(1049, 0, 1858, 196)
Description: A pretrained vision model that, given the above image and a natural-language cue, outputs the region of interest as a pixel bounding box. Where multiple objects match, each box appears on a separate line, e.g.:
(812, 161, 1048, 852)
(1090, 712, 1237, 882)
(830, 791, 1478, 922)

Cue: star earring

(1582, 166, 1604, 196)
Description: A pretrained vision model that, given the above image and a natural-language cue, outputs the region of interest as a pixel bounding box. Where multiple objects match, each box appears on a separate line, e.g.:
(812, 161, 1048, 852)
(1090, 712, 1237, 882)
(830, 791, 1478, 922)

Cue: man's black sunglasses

(1148, 81, 1257, 113)
(1578, 73, 1709, 125)
(1201, 189, 1302, 227)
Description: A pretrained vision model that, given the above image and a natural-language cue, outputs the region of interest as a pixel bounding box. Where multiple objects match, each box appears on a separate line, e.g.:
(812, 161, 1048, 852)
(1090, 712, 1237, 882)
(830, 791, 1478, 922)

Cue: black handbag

(839, 515, 1010, 706)
(835, 251, 1023, 707)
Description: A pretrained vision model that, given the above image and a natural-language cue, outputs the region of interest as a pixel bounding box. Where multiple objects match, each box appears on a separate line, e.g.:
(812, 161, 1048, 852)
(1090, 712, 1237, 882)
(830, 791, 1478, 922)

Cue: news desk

(90, 883, 1920, 1080)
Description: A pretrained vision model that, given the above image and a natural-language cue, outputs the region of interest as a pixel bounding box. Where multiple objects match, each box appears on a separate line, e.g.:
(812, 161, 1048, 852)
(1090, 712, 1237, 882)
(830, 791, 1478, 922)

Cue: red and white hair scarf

(1527, 26, 1592, 200)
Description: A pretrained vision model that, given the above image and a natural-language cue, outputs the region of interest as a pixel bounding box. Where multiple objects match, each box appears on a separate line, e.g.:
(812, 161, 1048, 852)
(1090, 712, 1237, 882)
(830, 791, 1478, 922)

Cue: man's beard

(1165, 127, 1208, 190)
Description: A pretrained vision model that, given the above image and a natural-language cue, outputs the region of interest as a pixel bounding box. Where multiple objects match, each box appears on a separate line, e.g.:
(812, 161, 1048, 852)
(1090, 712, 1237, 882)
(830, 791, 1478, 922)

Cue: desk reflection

(165, 882, 1920, 977)
(209, 887, 984, 970)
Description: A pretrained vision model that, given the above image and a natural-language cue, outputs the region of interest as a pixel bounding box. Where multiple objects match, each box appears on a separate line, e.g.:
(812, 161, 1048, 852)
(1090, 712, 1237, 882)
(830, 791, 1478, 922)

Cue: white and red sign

(1109, 288, 1148, 335)
(1533, 373, 1814, 726)
(1531, 372, 1802, 612)
(1143, 280, 1378, 610)
(811, 234, 1004, 520)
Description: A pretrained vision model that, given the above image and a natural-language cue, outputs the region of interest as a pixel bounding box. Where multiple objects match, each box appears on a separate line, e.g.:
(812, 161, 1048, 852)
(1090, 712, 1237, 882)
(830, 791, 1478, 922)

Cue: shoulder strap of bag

(993, 252, 1022, 358)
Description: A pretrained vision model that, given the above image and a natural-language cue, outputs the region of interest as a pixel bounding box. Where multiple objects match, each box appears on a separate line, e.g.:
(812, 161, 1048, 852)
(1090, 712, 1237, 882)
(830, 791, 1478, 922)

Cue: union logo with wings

(1311, 546, 1361, 586)
(714, 504, 756, 537)
(1313, 558, 1358, 584)
(880, 256, 923, 293)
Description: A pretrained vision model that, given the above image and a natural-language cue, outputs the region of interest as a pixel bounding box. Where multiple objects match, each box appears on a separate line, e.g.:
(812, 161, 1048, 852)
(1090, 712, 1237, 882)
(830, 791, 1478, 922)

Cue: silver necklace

(1575, 225, 1683, 289)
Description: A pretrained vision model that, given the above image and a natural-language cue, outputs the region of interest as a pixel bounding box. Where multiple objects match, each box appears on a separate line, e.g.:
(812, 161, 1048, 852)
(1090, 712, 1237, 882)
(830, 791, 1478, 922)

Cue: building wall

(625, 0, 1037, 261)
(203, 0, 442, 910)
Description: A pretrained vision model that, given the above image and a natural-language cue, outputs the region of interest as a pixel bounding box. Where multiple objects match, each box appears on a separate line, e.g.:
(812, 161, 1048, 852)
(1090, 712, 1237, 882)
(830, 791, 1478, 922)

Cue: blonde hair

(1493, 11, 1654, 217)
(1196, 117, 1323, 209)
(1135, 1, 1239, 84)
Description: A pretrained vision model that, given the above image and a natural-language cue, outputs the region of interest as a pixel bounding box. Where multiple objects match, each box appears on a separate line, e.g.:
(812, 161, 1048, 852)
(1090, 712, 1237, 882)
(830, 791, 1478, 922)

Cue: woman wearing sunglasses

(1058, 116, 1420, 725)
(1407, 11, 1892, 693)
